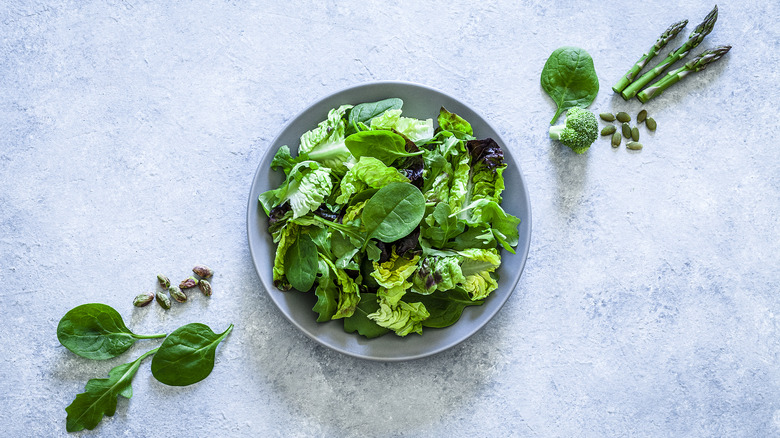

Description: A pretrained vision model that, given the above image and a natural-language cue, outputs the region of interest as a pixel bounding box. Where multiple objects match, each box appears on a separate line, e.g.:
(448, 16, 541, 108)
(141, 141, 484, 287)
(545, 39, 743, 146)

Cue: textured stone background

(2, 1, 779, 436)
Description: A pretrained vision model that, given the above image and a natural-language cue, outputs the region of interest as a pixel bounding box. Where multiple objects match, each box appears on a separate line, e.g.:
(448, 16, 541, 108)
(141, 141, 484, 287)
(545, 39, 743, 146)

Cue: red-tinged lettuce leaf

(466, 138, 504, 172)
(404, 288, 483, 328)
(343, 293, 390, 338)
(65, 348, 157, 432)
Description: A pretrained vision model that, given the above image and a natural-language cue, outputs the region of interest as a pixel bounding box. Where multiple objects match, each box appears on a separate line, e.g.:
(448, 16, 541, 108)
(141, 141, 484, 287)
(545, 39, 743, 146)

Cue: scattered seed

(611, 132, 621, 148)
(600, 113, 616, 122)
(631, 127, 640, 141)
(626, 141, 643, 150)
(157, 274, 171, 289)
(133, 293, 154, 307)
(155, 291, 171, 310)
(198, 279, 213, 297)
(621, 122, 631, 138)
(169, 285, 187, 303)
(616, 112, 631, 123)
(601, 125, 616, 136)
(180, 277, 198, 289)
(637, 109, 647, 123)
(646, 117, 657, 131)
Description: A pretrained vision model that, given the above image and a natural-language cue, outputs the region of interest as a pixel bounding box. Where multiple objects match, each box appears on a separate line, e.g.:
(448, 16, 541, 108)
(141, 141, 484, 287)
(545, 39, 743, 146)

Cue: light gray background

(1, 1, 778, 437)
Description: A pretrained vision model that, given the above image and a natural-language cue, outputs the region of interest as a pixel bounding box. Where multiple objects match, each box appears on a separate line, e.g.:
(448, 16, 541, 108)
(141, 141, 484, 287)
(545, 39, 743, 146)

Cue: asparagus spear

(636, 45, 731, 103)
(612, 19, 688, 94)
(621, 5, 718, 100)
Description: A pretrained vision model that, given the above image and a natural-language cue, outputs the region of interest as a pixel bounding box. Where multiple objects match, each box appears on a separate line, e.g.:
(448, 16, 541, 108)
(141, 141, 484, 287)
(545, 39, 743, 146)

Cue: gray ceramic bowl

(247, 81, 531, 361)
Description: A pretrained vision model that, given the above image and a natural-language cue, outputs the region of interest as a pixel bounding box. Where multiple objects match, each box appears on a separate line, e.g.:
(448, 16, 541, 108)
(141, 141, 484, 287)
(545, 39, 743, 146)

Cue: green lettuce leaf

(322, 257, 361, 319)
(367, 297, 429, 336)
(438, 107, 474, 140)
(312, 258, 338, 322)
(370, 252, 420, 289)
(336, 156, 409, 205)
(370, 109, 435, 143)
(259, 161, 334, 219)
(298, 105, 354, 173)
(272, 222, 299, 291)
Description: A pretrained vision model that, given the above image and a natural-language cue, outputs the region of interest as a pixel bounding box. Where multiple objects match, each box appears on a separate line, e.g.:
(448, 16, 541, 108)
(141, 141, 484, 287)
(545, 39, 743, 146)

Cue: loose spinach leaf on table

(540, 46, 599, 124)
(362, 182, 426, 244)
(404, 288, 483, 328)
(57, 303, 166, 360)
(343, 293, 390, 338)
(151, 323, 233, 387)
(284, 231, 318, 291)
(345, 130, 423, 167)
(65, 347, 158, 432)
(346, 98, 403, 135)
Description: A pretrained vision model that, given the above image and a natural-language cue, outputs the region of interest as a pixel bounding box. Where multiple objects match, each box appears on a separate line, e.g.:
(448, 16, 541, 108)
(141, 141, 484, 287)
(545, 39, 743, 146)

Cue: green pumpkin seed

(637, 109, 647, 123)
(646, 117, 657, 131)
(599, 113, 616, 122)
(622, 122, 631, 138)
(616, 112, 631, 123)
(611, 132, 621, 147)
(631, 127, 640, 141)
(626, 141, 643, 150)
(601, 125, 616, 136)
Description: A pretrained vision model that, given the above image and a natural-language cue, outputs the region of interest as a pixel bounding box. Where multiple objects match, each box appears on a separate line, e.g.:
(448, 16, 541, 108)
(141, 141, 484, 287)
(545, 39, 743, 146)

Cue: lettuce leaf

(321, 257, 361, 319)
(298, 105, 354, 173)
(259, 161, 334, 219)
(343, 293, 390, 338)
(371, 109, 435, 143)
(370, 252, 420, 289)
(404, 288, 483, 328)
(272, 222, 299, 291)
(367, 297, 429, 336)
(336, 156, 409, 205)
(312, 258, 338, 322)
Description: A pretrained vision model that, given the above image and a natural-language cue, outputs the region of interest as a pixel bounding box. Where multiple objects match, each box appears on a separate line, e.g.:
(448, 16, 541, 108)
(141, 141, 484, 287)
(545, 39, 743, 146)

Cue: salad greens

(260, 98, 521, 337)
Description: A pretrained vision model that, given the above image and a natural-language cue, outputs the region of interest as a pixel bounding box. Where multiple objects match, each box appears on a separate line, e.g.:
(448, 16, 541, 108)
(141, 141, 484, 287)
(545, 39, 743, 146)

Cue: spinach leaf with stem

(362, 182, 426, 244)
(151, 323, 233, 387)
(541, 46, 599, 124)
(404, 288, 483, 328)
(57, 303, 166, 360)
(65, 347, 159, 432)
(343, 293, 390, 338)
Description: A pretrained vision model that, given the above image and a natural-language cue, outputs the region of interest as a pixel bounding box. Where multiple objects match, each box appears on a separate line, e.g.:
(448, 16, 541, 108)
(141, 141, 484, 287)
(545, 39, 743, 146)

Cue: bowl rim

(246, 80, 532, 361)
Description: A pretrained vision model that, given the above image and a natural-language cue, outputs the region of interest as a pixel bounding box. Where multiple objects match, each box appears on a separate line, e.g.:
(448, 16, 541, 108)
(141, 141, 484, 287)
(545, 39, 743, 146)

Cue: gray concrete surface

(2, 1, 779, 436)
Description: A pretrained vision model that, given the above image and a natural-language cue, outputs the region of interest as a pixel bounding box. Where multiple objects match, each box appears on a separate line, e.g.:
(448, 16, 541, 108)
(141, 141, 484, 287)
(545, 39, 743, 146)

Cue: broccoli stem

(548, 125, 565, 140)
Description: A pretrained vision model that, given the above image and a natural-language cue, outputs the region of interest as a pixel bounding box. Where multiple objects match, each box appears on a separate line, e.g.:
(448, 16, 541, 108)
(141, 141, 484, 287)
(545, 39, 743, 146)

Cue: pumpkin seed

(611, 132, 621, 147)
(600, 113, 616, 122)
(637, 109, 647, 123)
(616, 112, 631, 123)
(622, 122, 631, 138)
(631, 127, 640, 141)
(626, 141, 643, 150)
(601, 125, 616, 136)
(646, 117, 657, 131)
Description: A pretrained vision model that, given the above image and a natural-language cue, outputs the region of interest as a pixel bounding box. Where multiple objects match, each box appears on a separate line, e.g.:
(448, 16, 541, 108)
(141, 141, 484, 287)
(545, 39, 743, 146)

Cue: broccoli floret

(548, 107, 598, 154)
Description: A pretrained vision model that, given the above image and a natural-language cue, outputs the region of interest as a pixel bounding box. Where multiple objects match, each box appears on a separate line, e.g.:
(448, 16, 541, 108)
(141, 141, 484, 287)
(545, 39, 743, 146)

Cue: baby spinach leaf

(347, 98, 403, 135)
(362, 182, 425, 243)
(404, 289, 483, 328)
(343, 293, 390, 338)
(65, 347, 158, 432)
(422, 202, 464, 247)
(57, 303, 166, 360)
(284, 231, 318, 291)
(541, 46, 599, 124)
(345, 130, 423, 167)
(151, 323, 233, 387)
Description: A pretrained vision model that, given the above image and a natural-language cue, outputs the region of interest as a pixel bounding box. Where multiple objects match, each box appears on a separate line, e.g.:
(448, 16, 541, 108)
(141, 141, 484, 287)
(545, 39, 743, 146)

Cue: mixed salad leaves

(259, 98, 521, 338)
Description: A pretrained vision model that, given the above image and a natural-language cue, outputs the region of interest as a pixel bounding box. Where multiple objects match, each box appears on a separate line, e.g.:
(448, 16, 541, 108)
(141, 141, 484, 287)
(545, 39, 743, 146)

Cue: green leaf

(404, 288, 483, 328)
(438, 107, 474, 138)
(422, 202, 464, 247)
(540, 46, 599, 124)
(345, 130, 423, 167)
(346, 98, 403, 135)
(57, 303, 165, 360)
(312, 259, 339, 322)
(362, 182, 426, 243)
(284, 232, 318, 291)
(343, 293, 390, 338)
(151, 323, 233, 387)
(65, 347, 158, 432)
